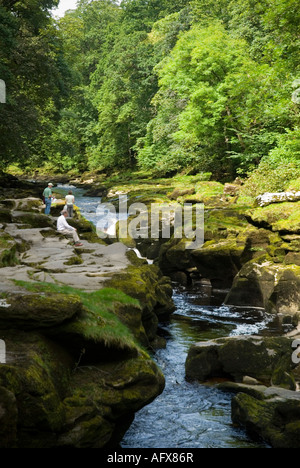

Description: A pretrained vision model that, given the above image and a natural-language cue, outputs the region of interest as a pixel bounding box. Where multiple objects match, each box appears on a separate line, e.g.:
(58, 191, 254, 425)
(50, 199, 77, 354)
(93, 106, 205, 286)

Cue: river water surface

(55, 185, 285, 448)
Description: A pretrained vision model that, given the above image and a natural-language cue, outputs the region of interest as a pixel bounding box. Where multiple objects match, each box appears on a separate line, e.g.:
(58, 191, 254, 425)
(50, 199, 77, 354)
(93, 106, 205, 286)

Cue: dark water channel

(121, 284, 276, 449)
(55, 185, 286, 448)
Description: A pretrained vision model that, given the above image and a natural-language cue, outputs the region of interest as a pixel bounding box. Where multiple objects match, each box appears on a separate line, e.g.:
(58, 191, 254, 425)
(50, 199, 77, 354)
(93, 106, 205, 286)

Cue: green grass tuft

(14, 280, 143, 351)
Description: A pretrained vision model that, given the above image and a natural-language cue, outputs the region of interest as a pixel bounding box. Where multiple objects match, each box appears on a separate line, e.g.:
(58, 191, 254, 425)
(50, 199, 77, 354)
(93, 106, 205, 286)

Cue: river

(55, 185, 288, 448)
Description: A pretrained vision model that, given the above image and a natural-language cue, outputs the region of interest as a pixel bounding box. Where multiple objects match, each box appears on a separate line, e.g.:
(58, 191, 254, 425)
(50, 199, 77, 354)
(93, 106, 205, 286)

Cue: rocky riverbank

(3, 170, 300, 448)
(0, 180, 173, 448)
(86, 171, 300, 448)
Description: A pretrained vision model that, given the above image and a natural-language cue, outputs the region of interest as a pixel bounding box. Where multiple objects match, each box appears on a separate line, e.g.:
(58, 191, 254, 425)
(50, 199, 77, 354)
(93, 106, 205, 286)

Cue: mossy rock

(192, 238, 245, 287)
(0, 386, 18, 448)
(267, 266, 300, 316)
(78, 231, 107, 245)
(64, 256, 83, 266)
(169, 188, 195, 200)
(225, 258, 300, 316)
(113, 301, 148, 346)
(157, 208, 252, 283)
(0, 231, 19, 267)
(0, 247, 18, 268)
(185, 335, 297, 389)
(12, 283, 143, 362)
(158, 238, 194, 274)
(40, 228, 60, 238)
(59, 353, 165, 448)
(67, 216, 94, 233)
(0, 292, 82, 329)
(12, 212, 54, 229)
(246, 202, 300, 233)
(232, 388, 300, 448)
(182, 181, 224, 206)
(0, 330, 73, 447)
(106, 263, 173, 314)
(224, 256, 276, 308)
(126, 249, 148, 266)
(285, 252, 300, 266)
(45, 302, 140, 363)
(105, 264, 174, 344)
(5, 198, 43, 212)
(204, 207, 248, 234)
(0, 209, 13, 223)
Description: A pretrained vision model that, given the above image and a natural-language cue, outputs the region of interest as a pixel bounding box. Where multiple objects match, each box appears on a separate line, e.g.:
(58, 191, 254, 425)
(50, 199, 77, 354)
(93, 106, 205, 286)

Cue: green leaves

(0, 1, 68, 168)
(1, 0, 299, 179)
(137, 17, 297, 176)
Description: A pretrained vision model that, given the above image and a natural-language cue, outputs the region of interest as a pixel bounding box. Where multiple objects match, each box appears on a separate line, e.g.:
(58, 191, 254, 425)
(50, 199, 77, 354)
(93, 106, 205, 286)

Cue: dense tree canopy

(0, 0, 299, 181)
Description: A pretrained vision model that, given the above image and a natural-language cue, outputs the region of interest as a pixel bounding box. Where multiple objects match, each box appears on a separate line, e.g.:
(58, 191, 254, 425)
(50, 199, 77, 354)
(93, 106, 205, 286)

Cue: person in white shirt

(65, 190, 75, 218)
(57, 210, 83, 246)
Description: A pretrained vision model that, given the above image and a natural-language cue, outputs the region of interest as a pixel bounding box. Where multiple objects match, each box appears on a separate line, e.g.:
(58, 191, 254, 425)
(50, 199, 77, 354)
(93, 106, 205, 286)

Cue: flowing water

(121, 285, 276, 449)
(55, 185, 289, 448)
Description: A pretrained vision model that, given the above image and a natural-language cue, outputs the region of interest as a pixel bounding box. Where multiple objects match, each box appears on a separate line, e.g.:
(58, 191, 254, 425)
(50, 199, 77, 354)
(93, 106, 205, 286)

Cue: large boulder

(185, 335, 298, 390)
(230, 384, 300, 448)
(0, 329, 165, 448)
(224, 258, 277, 309)
(225, 257, 300, 319)
(59, 353, 165, 448)
(0, 330, 72, 448)
(158, 238, 194, 275)
(191, 238, 245, 287)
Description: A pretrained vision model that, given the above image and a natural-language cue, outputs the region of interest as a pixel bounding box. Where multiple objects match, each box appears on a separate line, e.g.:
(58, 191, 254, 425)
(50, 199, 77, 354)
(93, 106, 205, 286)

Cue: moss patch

(247, 202, 300, 233)
(14, 281, 142, 353)
(0, 232, 19, 267)
(64, 256, 83, 266)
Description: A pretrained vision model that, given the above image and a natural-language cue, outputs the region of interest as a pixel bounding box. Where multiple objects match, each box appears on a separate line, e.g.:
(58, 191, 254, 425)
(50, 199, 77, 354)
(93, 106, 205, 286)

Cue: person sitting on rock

(57, 209, 83, 246)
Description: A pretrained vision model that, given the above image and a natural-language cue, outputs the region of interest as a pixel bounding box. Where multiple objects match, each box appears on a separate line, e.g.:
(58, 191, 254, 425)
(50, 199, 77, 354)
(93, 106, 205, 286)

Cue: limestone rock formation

(185, 335, 298, 390)
(0, 195, 173, 448)
(256, 191, 300, 207)
(222, 383, 300, 448)
(225, 257, 300, 319)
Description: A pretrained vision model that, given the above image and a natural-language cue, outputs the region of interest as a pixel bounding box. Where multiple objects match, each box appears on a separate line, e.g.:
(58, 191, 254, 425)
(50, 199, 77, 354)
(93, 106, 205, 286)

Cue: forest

(1, 0, 300, 194)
